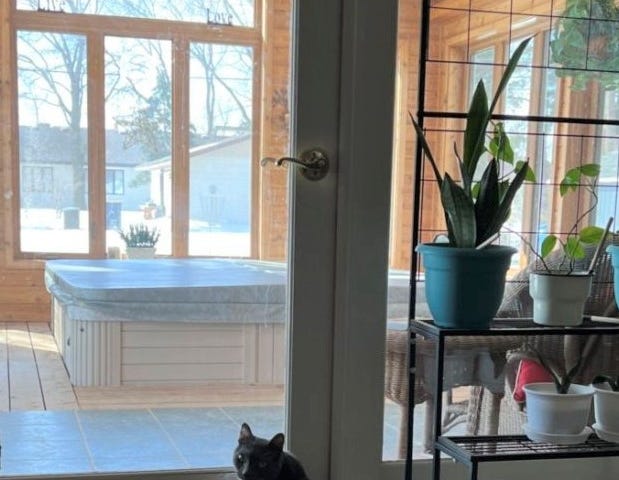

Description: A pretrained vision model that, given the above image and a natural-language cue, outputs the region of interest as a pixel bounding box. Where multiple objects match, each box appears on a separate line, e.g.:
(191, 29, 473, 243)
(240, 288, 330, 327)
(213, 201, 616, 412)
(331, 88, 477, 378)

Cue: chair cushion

(513, 358, 552, 403)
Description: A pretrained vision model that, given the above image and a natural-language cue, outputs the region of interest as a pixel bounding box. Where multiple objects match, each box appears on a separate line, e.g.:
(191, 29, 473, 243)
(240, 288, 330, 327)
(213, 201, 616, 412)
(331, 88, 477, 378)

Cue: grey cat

(233, 423, 309, 480)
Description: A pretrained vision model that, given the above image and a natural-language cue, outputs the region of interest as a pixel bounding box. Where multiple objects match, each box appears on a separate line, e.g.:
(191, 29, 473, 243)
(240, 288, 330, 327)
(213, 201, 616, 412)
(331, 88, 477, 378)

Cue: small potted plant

(119, 223, 160, 259)
(522, 349, 594, 443)
(411, 37, 534, 329)
(591, 374, 619, 442)
(522, 163, 609, 326)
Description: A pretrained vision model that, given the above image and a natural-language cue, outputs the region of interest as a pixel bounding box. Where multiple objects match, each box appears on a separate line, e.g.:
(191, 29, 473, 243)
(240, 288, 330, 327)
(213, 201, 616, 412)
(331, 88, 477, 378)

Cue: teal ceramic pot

(606, 244, 619, 309)
(416, 243, 517, 329)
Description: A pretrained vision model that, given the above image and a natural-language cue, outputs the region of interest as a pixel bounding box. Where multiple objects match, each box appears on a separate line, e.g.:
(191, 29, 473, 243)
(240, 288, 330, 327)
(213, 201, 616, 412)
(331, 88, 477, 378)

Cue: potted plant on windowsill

(119, 223, 160, 259)
(411, 37, 534, 329)
(522, 163, 610, 326)
(591, 374, 619, 442)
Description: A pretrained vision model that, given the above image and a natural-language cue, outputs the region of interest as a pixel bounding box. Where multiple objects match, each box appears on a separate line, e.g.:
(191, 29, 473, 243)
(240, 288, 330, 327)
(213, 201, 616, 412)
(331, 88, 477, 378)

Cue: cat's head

(233, 423, 285, 480)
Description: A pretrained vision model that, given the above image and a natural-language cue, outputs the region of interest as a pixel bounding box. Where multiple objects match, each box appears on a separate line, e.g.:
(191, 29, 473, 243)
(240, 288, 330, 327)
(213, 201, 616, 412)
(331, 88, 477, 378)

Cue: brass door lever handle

(261, 148, 329, 181)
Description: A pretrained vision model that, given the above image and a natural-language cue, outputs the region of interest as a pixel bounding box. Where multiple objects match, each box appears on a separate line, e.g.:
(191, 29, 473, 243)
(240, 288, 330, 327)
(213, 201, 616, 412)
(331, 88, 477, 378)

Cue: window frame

(9, 3, 263, 261)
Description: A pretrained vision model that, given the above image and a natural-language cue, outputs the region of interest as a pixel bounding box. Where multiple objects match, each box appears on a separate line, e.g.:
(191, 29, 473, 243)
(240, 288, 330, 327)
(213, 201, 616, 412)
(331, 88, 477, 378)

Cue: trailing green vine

(550, 0, 619, 90)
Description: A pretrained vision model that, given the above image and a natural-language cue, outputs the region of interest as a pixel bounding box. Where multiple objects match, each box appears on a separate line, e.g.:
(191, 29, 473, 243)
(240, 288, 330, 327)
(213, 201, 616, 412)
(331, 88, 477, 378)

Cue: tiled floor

(0, 403, 406, 476)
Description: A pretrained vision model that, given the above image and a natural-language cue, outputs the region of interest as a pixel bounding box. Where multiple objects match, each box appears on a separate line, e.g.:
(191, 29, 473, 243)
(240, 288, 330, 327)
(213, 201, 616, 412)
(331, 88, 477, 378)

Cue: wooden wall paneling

(389, 0, 419, 271)
(258, 0, 291, 261)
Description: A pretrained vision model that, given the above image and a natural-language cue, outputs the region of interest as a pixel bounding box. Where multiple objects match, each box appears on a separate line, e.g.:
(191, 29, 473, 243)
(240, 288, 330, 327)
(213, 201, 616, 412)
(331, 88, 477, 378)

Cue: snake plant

(593, 375, 619, 391)
(412, 37, 534, 248)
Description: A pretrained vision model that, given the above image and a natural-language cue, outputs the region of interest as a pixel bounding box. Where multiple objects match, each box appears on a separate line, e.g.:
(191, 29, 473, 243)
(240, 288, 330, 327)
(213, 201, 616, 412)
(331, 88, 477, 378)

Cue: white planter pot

(125, 246, 156, 259)
(529, 272, 592, 326)
(593, 383, 619, 433)
(523, 382, 593, 435)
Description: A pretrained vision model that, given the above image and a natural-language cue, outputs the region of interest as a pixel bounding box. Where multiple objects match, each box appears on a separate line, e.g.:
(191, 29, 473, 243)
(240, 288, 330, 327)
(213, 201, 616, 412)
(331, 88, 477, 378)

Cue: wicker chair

(385, 319, 521, 455)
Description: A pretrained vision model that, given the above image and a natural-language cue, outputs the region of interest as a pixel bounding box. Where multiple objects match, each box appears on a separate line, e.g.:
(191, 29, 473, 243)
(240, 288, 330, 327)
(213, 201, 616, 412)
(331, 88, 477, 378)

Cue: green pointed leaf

(579, 225, 604, 243)
(488, 38, 533, 117)
(471, 182, 481, 200)
(488, 122, 514, 164)
(462, 81, 489, 190)
(441, 173, 476, 248)
(565, 237, 585, 259)
(481, 160, 530, 240)
(541, 235, 557, 258)
(475, 160, 500, 243)
(579, 163, 600, 177)
(560, 175, 579, 196)
(515, 160, 536, 182)
(409, 113, 443, 187)
(463, 37, 532, 200)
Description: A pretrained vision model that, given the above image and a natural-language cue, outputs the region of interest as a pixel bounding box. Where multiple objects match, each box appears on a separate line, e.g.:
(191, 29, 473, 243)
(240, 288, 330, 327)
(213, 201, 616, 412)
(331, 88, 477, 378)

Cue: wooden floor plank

(6, 322, 44, 410)
(29, 322, 78, 410)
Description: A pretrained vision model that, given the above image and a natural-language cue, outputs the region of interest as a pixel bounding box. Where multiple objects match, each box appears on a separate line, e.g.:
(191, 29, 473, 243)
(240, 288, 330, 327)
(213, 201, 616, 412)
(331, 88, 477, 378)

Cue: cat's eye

(236, 454, 244, 462)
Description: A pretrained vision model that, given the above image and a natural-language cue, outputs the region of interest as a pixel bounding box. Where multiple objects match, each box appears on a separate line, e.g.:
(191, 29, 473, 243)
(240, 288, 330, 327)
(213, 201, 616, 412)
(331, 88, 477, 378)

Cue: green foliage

(535, 350, 583, 394)
(550, 0, 619, 91)
(119, 223, 160, 248)
(411, 37, 533, 248)
(592, 374, 619, 391)
(535, 164, 605, 272)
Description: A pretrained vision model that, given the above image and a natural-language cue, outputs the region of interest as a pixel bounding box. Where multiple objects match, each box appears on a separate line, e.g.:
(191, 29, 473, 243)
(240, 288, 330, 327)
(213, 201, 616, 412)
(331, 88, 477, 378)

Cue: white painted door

(288, 2, 402, 480)
(191, 1, 402, 479)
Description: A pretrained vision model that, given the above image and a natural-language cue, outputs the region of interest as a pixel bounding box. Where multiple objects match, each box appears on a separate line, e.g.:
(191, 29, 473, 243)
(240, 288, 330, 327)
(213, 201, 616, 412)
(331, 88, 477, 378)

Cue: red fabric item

(513, 359, 553, 403)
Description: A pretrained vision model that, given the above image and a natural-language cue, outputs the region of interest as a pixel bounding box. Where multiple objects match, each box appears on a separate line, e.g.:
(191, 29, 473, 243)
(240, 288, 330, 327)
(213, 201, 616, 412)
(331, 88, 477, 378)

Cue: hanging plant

(550, 0, 619, 90)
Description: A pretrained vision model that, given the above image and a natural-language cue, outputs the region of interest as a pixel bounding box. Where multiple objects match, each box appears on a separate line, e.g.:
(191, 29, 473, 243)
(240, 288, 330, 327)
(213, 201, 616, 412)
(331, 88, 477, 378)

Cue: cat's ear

(269, 433, 285, 450)
(239, 423, 254, 443)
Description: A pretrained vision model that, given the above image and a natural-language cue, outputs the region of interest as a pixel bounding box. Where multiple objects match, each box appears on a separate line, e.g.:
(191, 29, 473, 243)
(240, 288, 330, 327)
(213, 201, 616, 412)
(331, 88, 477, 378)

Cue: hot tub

(45, 259, 409, 387)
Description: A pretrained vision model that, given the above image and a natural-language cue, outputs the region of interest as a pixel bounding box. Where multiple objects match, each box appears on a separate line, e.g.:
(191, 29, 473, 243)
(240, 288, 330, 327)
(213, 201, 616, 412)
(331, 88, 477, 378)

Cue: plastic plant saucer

(523, 424, 593, 445)
(592, 423, 619, 443)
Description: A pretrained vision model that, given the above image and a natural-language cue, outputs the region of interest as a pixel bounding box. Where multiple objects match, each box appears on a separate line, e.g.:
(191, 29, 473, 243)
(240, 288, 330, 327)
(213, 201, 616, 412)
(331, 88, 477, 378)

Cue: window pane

(502, 38, 535, 258)
(470, 47, 495, 99)
(17, 31, 89, 254)
(105, 37, 172, 256)
(188, 43, 253, 257)
(597, 91, 619, 225)
(17, 0, 255, 27)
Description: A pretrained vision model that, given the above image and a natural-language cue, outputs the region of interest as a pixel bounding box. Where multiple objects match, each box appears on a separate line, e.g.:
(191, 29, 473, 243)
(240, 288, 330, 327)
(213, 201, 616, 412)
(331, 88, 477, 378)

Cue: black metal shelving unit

(407, 318, 619, 480)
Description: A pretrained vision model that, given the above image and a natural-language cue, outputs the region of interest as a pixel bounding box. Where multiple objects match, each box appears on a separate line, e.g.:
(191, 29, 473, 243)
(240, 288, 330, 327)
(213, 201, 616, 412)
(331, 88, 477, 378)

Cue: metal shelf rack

(408, 318, 619, 480)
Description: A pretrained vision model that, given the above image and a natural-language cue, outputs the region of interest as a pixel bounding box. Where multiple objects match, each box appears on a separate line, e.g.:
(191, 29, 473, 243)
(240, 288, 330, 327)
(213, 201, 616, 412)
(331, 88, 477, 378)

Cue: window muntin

(17, 0, 256, 27)
(106, 169, 124, 196)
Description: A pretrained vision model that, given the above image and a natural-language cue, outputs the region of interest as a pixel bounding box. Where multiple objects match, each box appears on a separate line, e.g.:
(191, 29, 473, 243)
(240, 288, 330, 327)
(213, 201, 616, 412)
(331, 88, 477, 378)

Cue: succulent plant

(411, 37, 534, 248)
(119, 223, 160, 248)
